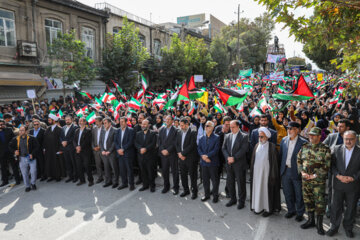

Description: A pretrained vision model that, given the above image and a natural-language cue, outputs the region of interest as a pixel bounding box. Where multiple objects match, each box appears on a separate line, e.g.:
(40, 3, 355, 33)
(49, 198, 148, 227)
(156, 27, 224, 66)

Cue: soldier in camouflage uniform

(297, 127, 331, 235)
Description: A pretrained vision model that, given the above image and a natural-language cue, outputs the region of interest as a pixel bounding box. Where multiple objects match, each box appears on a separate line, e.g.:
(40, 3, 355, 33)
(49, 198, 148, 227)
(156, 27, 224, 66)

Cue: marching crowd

(0, 73, 360, 238)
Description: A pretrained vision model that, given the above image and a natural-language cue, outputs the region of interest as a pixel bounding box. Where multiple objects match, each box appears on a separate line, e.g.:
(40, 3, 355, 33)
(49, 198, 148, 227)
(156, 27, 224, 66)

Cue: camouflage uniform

(297, 142, 331, 215)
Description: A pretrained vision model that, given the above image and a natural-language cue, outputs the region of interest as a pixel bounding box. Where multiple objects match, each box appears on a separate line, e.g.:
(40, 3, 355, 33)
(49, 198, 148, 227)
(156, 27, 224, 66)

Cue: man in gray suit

(100, 117, 119, 189)
(222, 120, 249, 209)
(91, 116, 104, 184)
(158, 115, 179, 195)
(323, 119, 351, 217)
(327, 130, 360, 238)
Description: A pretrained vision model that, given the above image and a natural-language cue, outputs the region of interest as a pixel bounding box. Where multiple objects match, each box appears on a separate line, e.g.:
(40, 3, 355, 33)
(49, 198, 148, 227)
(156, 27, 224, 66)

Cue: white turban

(48, 113, 58, 121)
(258, 127, 271, 138)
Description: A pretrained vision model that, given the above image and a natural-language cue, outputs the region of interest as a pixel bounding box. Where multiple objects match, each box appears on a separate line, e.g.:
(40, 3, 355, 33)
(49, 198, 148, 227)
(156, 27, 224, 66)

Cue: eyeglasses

(205, 125, 212, 128)
(33, 124, 39, 126)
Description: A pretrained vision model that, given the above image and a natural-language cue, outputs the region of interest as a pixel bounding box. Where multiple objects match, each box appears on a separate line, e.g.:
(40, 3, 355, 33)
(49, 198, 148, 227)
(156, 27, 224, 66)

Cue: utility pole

(235, 4, 243, 76)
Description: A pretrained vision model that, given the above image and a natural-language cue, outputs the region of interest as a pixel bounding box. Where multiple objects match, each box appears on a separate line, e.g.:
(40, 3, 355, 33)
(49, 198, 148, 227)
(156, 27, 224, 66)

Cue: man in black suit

(73, 117, 93, 186)
(327, 130, 360, 238)
(133, 113, 145, 185)
(115, 117, 136, 191)
(29, 119, 46, 181)
(0, 119, 21, 187)
(158, 115, 179, 195)
(60, 115, 78, 183)
(222, 120, 249, 209)
(175, 118, 198, 199)
(135, 119, 157, 192)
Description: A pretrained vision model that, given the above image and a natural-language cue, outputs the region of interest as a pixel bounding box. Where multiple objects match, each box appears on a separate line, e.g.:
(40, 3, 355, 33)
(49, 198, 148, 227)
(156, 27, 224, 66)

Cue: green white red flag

(86, 111, 96, 124)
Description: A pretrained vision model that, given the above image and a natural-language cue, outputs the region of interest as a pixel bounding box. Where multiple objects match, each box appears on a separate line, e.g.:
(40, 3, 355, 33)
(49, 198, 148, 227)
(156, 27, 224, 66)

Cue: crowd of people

(0, 73, 359, 238)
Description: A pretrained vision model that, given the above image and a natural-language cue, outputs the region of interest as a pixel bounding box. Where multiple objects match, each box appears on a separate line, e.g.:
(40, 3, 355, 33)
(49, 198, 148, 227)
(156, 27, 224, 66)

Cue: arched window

(0, 9, 16, 46)
(81, 27, 95, 59)
(113, 27, 121, 34)
(45, 18, 62, 44)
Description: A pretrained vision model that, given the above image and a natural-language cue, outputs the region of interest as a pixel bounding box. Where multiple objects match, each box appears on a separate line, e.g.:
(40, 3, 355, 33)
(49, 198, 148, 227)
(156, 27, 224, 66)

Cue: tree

(255, 0, 360, 93)
(209, 37, 230, 81)
(100, 17, 149, 93)
(46, 30, 96, 100)
(303, 42, 337, 71)
(287, 57, 306, 66)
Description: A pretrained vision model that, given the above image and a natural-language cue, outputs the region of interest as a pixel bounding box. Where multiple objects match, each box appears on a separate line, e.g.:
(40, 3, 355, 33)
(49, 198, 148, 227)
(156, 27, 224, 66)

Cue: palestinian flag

(249, 106, 262, 118)
(128, 97, 142, 110)
(215, 87, 247, 107)
(164, 90, 179, 110)
(258, 95, 269, 112)
(141, 75, 148, 91)
(177, 83, 189, 102)
(56, 109, 64, 118)
(189, 88, 205, 100)
(214, 97, 227, 114)
(79, 91, 93, 100)
(111, 80, 123, 93)
(86, 111, 96, 124)
(187, 76, 196, 90)
(188, 101, 195, 115)
(272, 75, 314, 101)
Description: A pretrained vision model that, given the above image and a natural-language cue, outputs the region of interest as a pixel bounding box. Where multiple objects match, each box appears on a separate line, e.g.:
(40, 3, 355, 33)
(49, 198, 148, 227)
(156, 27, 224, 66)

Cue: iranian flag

(189, 88, 205, 100)
(157, 93, 167, 99)
(106, 93, 116, 103)
(153, 96, 166, 106)
(164, 90, 179, 110)
(93, 97, 102, 109)
(277, 85, 287, 94)
(258, 95, 269, 112)
(79, 91, 93, 100)
(188, 101, 195, 115)
(249, 106, 262, 118)
(215, 87, 248, 106)
(330, 95, 339, 105)
(128, 97, 142, 110)
(100, 93, 109, 103)
(16, 107, 25, 113)
(76, 109, 84, 117)
(111, 80, 123, 93)
(86, 111, 96, 124)
(214, 97, 227, 113)
(134, 89, 144, 100)
(177, 83, 190, 103)
(236, 102, 244, 112)
(141, 75, 148, 91)
(56, 109, 64, 118)
(82, 106, 89, 113)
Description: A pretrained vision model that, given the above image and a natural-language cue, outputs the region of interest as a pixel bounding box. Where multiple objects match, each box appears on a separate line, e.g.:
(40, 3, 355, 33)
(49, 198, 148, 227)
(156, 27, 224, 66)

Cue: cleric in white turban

(249, 126, 281, 217)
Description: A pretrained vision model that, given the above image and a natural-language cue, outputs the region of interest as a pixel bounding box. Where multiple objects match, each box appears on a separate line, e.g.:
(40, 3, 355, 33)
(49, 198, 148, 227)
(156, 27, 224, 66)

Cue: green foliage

(255, 0, 360, 93)
(46, 30, 96, 88)
(209, 37, 230, 81)
(303, 42, 337, 71)
(287, 57, 306, 66)
(100, 17, 149, 93)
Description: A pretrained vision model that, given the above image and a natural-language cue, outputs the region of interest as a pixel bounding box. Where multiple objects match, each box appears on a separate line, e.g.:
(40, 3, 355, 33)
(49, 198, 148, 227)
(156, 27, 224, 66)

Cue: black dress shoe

(0, 182, 9, 187)
(72, 179, 78, 183)
(285, 212, 296, 218)
(226, 200, 237, 207)
(262, 212, 272, 217)
(135, 179, 142, 185)
(47, 178, 54, 182)
(25, 187, 31, 192)
(180, 191, 190, 197)
(212, 196, 219, 203)
(112, 183, 119, 189)
(129, 185, 135, 191)
(139, 186, 149, 191)
(326, 228, 338, 237)
(96, 179, 103, 184)
(191, 193, 197, 200)
(201, 196, 210, 202)
(161, 188, 169, 194)
(117, 185, 128, 190)
(31, 184, 37, 190)
(76, 181, 85, 186)
(173, 189, 179, 195)
(103, 182, 112, 188)
(345, 229, 354, 238)
(88, 181, 94, 187)
(237, 203, 245, 210)
(295, 215, 304, 222)
(65, 178, 73, 183)
(150, 187, 155, 192)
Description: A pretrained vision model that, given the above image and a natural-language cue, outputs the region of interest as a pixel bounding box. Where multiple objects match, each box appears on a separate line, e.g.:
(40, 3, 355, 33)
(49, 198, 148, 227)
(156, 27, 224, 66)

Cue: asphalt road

(0, 174, 359, 240)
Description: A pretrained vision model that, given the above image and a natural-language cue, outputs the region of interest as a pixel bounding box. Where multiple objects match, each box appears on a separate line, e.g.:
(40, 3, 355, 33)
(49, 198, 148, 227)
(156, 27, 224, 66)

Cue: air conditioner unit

(18, 41, 37, 57)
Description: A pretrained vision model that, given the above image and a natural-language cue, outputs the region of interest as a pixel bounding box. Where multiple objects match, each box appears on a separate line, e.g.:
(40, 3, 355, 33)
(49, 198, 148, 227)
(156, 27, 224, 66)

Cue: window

(45, 19, 62, 44)
(139, 34, 145, 47)
(81, 27, 95, 59)
(0, 9, 16, 47)
(113, 27, 121, 34)
(154, 39, 161, 56)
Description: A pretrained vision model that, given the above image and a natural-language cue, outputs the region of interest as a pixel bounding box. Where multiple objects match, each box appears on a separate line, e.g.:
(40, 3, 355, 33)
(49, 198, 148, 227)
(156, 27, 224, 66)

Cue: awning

(0, 72, 44, 86)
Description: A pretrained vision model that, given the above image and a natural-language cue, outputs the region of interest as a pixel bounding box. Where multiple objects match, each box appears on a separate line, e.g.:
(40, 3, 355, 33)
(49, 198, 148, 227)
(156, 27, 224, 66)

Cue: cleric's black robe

(43, 125, 62, 179)
(250, 142, 281, 213)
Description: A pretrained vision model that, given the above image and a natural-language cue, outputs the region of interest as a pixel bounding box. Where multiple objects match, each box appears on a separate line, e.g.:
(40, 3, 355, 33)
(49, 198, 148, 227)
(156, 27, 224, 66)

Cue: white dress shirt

(97, 127, 101, 146)
(345, 146, 354, 169)
(65, 124, 72, 136)
(78, 128, 84, 146)
(104, 128, 111, 150)
(181, 128, 189, 151)
(286, 136, 298, 168)
(231, 131, 239, 151)
(51, 124, 56, 131)
(120, 127, 125, 148)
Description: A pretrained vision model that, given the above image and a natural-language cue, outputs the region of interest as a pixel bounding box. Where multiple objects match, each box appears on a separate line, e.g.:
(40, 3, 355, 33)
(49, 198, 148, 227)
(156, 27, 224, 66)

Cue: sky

(78, 0, 316, 68)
